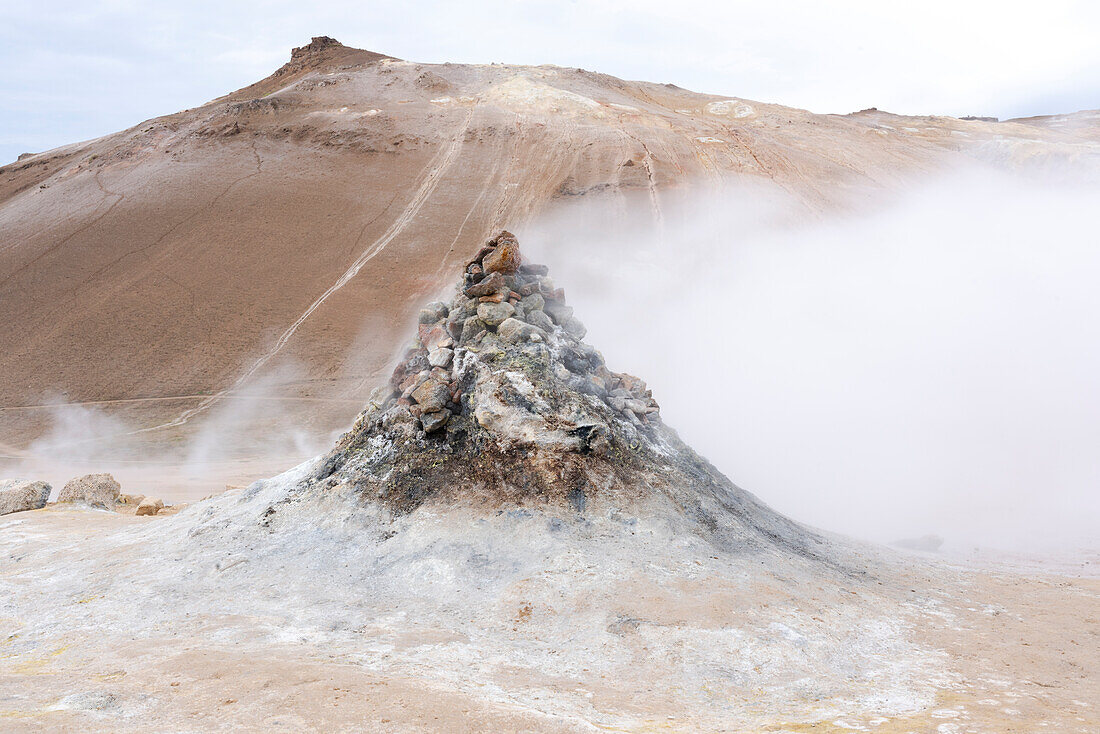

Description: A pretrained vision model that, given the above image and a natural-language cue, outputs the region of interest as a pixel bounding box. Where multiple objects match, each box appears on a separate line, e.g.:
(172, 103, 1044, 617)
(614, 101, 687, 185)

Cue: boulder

(411, 378, 451, 413)
(0, 479, 51, 516)
(483, 234, 522, 274)
(477, 301, 515, 327)
(135, 497, 165, 516)
(57, 473, 121, 510)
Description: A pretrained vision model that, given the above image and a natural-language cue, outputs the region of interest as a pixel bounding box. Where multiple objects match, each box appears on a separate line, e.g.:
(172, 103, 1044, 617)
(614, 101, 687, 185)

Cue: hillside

(1, 37, 1097, 483)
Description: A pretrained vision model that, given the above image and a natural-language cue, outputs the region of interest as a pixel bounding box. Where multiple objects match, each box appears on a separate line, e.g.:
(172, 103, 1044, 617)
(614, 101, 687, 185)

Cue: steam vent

(293, 232, 835, 564)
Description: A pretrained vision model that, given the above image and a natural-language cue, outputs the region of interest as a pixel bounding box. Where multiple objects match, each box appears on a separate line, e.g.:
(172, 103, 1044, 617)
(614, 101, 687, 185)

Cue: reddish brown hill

(1, 38, 1096, 483)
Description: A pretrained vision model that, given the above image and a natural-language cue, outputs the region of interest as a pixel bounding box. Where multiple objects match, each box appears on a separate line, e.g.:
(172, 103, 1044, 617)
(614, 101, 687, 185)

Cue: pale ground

(1, 465, 1096, 732)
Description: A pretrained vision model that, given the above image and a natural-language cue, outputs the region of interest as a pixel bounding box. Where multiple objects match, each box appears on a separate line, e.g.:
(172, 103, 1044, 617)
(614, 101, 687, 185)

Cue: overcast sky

(1, 1, 1098, 164)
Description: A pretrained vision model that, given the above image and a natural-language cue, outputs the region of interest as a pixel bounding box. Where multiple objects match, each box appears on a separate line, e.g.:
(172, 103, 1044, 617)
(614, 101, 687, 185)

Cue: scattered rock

(0, 479, 51, 516)
(57, 473, 121, 510)
(136, 497, 165, 516)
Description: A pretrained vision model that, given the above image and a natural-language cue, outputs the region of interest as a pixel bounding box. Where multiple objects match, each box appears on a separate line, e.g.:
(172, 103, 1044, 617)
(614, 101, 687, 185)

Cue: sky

(2, 0, 1099, 164)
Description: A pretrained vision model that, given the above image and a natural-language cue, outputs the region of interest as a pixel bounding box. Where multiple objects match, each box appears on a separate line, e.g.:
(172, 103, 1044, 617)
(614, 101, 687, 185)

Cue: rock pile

(387, 231, 660, 437)
(273, 231, 828, 565)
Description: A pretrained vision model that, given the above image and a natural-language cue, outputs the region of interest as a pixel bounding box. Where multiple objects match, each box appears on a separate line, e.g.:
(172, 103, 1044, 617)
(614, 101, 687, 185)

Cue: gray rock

(460, 316, 486, 343)
(526, 309, 555, 333)
(561, 316, 587, 340)
(544, 300, 574, 325)
(520, 292, 545, 312)
(477, 301, 515, 327)
(57, 473, 121, 510)
(411, 378, 451, 413)
(428, 347, 454, 368)
(418, 302, 449, 324)
(497, 317, 544, 344)
(420, 410, 450, 433)
(0, 479, 51, 516)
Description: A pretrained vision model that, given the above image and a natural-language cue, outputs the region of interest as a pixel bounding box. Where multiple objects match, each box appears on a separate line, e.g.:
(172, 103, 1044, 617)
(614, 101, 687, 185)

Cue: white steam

(522, 166, 1100, 553)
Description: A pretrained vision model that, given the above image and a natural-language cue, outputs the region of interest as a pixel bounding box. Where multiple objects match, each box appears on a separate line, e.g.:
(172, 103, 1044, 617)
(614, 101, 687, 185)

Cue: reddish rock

(464, 271, 504, 297)
(483, 233, 522, 274)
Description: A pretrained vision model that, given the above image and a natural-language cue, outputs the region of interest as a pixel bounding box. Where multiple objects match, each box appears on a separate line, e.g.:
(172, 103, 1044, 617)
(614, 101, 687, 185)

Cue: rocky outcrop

(136, 497, 165, 516)
(292, 232, 833, 566)
(57, 473, 121, 510)
(0, 479, 51, 516)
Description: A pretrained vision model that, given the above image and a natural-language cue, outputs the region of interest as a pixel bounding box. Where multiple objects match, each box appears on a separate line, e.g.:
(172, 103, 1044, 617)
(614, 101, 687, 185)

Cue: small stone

(478, 293, 505, 303)
(464, 271, 504, 298)
(544, 301, 574, 325)
(460, 316, 486, 343)
(477, 301, 515, 327)
(420, 410, 450, 433)
(411, 378, 451, 412)
(57, 473, 121, 510)
(0, 479, 51, 516)
(517, 282, 540, 297)
(526, 309, 555, 333)
(497, 317, 542, 343)
(468, 244, 495, 266)
(562, 316, 587, 340)
(423, 325, 454, 353)
(135, 497, 165, 516)
(483, 233, 522, 274)
(520, 292, 545, 312)
(428, 348, 454, 368)
(519, 263, 549, 277)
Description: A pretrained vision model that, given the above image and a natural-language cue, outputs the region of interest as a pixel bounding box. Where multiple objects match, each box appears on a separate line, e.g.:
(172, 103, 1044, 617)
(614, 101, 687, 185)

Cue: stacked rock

(386, 231, 659, 435)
